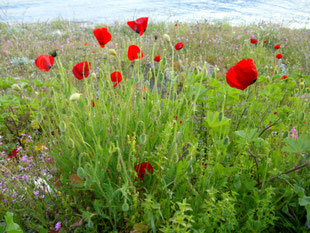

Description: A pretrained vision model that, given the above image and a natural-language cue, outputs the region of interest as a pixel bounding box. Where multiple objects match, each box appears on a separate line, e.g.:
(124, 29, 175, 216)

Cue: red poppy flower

(93, 27, 112, 48)
(180, 120, 183, 124)
(264, 40, 267, 43)
(91, 100, 95, 107)
(281, 75, 288, 80)
(35, 55, 54, 72)
(8, 149, 18, 159)
(226, 59, 258, 91)
(175, 24, 177, 27)
(250, 38, 257, 44)
(175, 42, 183, 50)
(110, 71, 122, 87)
(72, 61, 91, 80)
(274, 44, 280, 49)
(154, 55, 161, 62)
(276, 54, 283, 59)
(127, 45, 143, 61)
(134, 162, 153, 181)
(274, 112, 278, 115)
(127, 17, 148, 36)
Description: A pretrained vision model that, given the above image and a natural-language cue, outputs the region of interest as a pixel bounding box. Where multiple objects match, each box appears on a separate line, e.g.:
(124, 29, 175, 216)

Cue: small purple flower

(22, 174, 29, 182)
(148, 61, 153, 68)
(34, 190, 39, 197)
(20, 155, 28, 162)
(55, 221, 62, 231)
(290, 127, 299, 140)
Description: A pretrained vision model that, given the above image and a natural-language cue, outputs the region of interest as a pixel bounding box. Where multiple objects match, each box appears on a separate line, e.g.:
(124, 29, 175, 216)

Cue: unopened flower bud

(69, 93, 82, 101)
(91, 72, 96, 79)
(109, 49, 117, 57)
(11, 84, 21, 91)
(300, 82, 305, 88)
(163, 34, 171, 43)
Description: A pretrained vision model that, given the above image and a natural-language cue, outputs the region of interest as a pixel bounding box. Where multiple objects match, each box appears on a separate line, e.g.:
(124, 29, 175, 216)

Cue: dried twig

(258, 118, 281, 137)
(256, 162, 310, 187)
(249, 148, 260, 185)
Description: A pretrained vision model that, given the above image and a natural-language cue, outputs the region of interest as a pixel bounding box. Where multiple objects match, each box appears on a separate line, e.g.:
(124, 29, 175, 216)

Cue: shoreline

(1, 17, 310, 30)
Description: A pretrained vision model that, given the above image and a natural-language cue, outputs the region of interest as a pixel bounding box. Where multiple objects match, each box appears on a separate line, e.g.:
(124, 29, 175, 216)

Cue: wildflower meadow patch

(0, 19, 309, 232)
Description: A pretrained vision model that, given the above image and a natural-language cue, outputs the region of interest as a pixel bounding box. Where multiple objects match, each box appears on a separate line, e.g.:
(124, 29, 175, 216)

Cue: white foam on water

(0, 0, 309, 28)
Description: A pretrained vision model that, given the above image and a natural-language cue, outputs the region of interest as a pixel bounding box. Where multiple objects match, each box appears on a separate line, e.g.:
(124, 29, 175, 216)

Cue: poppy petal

(276, 54, 283, 59)
(174, 42, 183, 50)
(110, 71, 122, 87)
(35, 55, 54, 72)
(250, 38, 257, 44)
(72, 61, 91, 80)
(134, 162, 153, 181)
(226, 59, 257, 91)
(154, 55, 161, 62)
(93, 27, 112, 48)
(127, 45, 143, 61)
(127, 17, 148, 36)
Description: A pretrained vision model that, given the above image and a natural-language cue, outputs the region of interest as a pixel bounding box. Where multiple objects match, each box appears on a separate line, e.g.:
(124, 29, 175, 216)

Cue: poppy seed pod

(12, 84, 21, 91)
(69, 93, 82, 101)
(163, 34, 171, 43)
(109, 49, 117, 57)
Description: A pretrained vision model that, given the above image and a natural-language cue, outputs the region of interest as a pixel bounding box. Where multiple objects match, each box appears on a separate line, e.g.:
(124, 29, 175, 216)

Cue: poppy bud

(31, 120, 40, 130)
(91, 73, 97, 79)
(163, 34, 171, 43)
(109, 49, 117, 57)
(11, 84, 21, 91)
(294, 88, 299, 93)
(300, 82, 305, 88)
(69, 93, 82, 101)
(300, 78, 305, 83)
(306, 87, 310, 93)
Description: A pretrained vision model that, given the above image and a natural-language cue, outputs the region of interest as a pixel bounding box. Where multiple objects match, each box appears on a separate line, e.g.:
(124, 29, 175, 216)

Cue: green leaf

(299, 196, 310, 206)
(205, 111, 230, 128)
(4, 212, 23, 233)
(283, 135, 310, 154)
